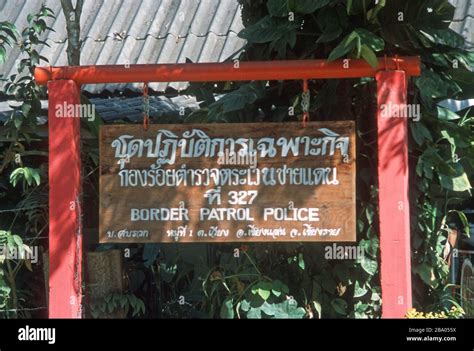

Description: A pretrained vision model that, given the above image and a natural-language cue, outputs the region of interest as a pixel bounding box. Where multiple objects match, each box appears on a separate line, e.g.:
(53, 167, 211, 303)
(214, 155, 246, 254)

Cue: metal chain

(301, 80, 310, 124)
(143, 83, 150, 131)
(301, 90, 310, 113)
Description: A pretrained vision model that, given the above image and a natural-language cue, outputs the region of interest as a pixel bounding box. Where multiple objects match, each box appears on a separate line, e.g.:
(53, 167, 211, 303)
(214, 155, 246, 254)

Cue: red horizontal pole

(35, 57, 420, 85)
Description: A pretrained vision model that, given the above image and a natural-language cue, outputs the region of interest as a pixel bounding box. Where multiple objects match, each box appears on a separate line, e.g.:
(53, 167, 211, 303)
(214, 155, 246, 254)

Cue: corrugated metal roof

(0, 0, 245, 93)
(0, 95, 200, 123)
(1, 1, 471, 94)
(92, 95, 200, 122)
(450, 0, 474, 50)
(443, 1, 474, 112)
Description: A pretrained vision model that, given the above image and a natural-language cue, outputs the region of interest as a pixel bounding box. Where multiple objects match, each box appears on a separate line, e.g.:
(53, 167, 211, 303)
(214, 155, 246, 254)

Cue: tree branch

(60, 0, 73, 15)
(60, 0, 82, 65)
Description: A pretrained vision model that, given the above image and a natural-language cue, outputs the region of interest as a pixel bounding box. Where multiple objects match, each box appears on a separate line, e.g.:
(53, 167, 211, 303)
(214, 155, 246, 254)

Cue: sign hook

(394, 54, 400, 70)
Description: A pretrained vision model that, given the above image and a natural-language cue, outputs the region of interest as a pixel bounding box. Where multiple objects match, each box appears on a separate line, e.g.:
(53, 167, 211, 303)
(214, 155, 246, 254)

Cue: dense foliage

(0, 4, 53, 317)
(183, 0, 473, 318)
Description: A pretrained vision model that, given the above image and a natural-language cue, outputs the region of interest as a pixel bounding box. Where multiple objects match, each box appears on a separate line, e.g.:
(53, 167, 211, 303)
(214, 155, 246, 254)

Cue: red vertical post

(376, 70, 412, 318)
(48, 80, 83, 318)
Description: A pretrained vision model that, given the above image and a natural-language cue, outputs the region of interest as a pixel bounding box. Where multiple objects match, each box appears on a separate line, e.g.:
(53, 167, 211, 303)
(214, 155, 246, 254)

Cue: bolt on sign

(99, 122, 355, 243)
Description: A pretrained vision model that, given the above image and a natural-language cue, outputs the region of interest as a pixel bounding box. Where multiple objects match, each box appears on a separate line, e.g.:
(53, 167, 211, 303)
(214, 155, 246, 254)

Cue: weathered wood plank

(99, 122, 356, 243)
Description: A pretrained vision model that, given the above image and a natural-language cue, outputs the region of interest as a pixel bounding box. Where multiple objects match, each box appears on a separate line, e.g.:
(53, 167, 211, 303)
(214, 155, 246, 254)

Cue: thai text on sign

(99, 122, 356, 243)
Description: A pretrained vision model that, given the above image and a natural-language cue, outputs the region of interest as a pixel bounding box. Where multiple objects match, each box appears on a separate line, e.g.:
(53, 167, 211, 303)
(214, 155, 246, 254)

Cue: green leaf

(239, 16, 287, 44)
(367, 0, 386, 21)
(294, 0, 331, 14)
(159, 263, 177, 283)
(440, 129, 456, 147)
(424, 158, 456, 179)
(346, 0, 353, 14)
(438, 120, 471, 148)
(9, 168, 20, 187)
(297, 253, 305, 270)
(328, 31, 358, 61)
(12, 235, 23, 248)
(316, 6, 344, 43)
(331, 298, 348, 315)
(360, 44, 378, 68)
(334, 263, 350, 283)
(13, 115, 23, 129)
(415, 69, 447, 99)
(448, 68, 474, 100)
(366, 237, 379, 258)
(319, 271, 336, 294)
(365, 206, 374, 224)
(33, 22, 42, 34)
(312, 300, 322, 318)
(354, 28, 384, 51)
(80, 95, 102, 137)
(448, 210, 470, 237)
(272, 299, 306, 319)
(184, 109, 209, 123)
(371, 292, 381, 301)
(246, 307, 262, 319)
(107, 300, 114, 314)
(240, 300, 251, 312)
(136, 299, 145, 316)
(357, 219, 365, 233)
(354, 280, 368, 298)
(437, 106, 460, 120)
(379, 0, 456, 49)
(439, 172, 471, 192)
(208, 82, 266, 119)
(220, 298, 234, 319)
(258, 288, 271, 301)
(23, 168, 32, 185)
(271, 279, 289, 297)
(265, 0, 332, 16)
(266, 0, 288, 17)
(317, 28, 343, 43)
(251, 281, 272, 301)
(0, 46, 6, 64)
(271, 29, 297, 57)
(90, 309, 99, 319)
(142, 244, 160, 268)
(0, 22, 18, 42)
(420, 28, 464, 48)
(30, 50, 39, 66)
(415, 262, 436, 287)
(361, 258, 378, 276)
(260, 301, 277, 316)
(411, 122, 433, 146)
(354, 302, 369, 318)
(30, 168, 41, 186)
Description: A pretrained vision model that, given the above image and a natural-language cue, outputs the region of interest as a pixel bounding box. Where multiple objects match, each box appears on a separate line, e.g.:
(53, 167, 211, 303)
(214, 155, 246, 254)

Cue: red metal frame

(35, 57, 420, 319)
(35, 57, 420, 84)
(47, 80, 82, 318)
(376, 71, 412, 317)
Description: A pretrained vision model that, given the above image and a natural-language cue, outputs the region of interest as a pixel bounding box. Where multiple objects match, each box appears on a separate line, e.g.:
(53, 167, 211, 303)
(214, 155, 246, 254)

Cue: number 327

(228, 191, 258, 205)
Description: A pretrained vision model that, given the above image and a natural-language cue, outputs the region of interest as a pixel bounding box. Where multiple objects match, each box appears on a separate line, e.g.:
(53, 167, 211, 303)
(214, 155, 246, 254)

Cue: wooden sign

(99, 122, 355, 243)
